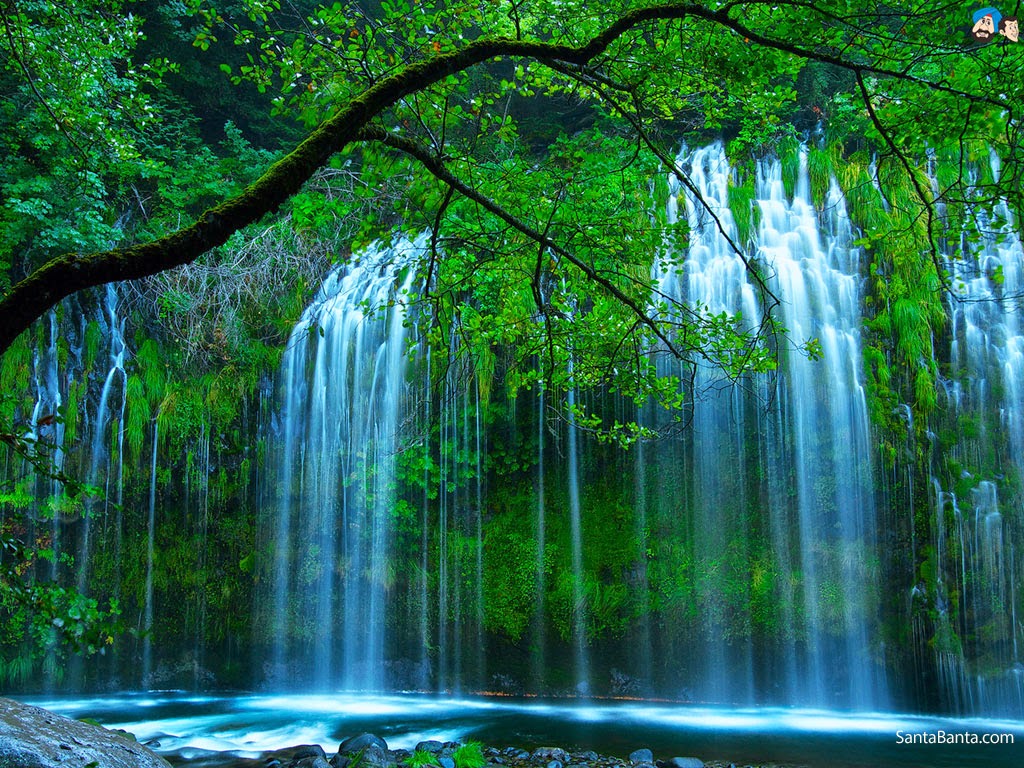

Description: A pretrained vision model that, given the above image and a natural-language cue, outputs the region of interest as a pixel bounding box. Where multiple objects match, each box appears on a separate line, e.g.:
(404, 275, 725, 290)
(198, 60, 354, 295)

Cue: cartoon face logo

(1000, 16, 1019, 41)
(973, 7, 1002, 40)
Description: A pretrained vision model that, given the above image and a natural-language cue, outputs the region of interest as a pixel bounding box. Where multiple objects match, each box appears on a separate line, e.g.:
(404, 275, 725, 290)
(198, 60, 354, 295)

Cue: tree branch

(0, 1, 1007, 353)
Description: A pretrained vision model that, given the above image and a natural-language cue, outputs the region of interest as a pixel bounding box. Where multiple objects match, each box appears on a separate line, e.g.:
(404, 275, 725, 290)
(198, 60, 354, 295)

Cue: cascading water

(755, 151, 884, 708)
(8, 146, 1023, 722)
(933, 150, 1024, 716)
(81, 285, 128, 595)
(644, 143, 886, 708)
(264, 236, 421, 690)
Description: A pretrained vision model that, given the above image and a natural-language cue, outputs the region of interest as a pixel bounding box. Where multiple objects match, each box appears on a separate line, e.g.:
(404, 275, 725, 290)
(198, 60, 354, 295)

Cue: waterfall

(81, 285, 128, 594)
(933, 151, 1024, 715)
(756, 151, 883, 708)
(266, 236, 421, 690)
(9, 144, 1023, 719)
(648, 142, 885, 708)
(566, 378, 589, 695)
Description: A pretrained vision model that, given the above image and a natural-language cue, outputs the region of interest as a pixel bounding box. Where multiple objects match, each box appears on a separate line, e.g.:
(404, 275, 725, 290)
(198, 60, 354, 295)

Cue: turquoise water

(20, 693, 1024, 767)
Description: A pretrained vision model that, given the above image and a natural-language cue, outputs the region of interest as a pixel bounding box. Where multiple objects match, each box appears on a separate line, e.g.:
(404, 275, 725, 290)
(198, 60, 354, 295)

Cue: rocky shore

(174, 733, 805, 768)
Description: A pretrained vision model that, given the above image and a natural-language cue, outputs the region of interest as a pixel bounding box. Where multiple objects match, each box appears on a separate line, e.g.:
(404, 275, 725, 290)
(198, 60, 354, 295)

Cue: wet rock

(438, 756, 456, 768)
(329, 755, 349, 768)
(295, 758, 332, 768)
(629, 750, 654, 765)
(546, 760, 563, 768)
(340, 733, 390, 753)
(384, 658, 431, 690)
(416, 741, 445, 754)
(294, 745, 329, 761)
(532, 747, 569, 764)
(662, 759, 704, 768)
(491, 673, 523, 695)
(0, 697, 172, 768)
(363, 745, 390, 766)
(610, 669, 642, 697)
(577, 752, 600, 762)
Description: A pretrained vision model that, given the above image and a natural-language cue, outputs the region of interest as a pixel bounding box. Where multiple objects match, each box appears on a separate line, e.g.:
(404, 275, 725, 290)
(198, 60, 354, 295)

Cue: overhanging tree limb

(0, 1, 1008, 354)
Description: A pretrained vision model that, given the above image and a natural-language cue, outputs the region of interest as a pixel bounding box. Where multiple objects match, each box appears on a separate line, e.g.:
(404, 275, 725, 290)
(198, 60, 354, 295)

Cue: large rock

(339, 733, 390, 754)
(628, 749, 653, 765)
(0, 697, 172, 768)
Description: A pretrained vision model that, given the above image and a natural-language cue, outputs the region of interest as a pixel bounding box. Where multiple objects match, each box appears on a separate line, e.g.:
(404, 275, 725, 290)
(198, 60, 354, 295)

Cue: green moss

(728, 174, 757, 244)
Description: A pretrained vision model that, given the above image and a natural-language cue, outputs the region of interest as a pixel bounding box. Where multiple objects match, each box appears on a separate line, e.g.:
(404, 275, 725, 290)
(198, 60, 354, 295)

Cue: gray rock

(330, 755, 349, 768)
(362, 745, 390, 766)
(532, 747, 569, 764)
(340, 733, 390, 754)
(438, 756, 456, 768)
(629, 751, 654, 765)
(295, 745, 329, 761)
(295, 758, 332, 768)
(664, 759, 703, 768)
(416, 741, 445, 754)
(546, 760, 563, 768)
(577, 753, 599, 763)
(0, 697, 172, 768)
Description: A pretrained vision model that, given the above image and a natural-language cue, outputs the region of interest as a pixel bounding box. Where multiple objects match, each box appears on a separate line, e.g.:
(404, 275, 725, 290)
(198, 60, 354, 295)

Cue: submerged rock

(628, 750, 653, 765)
(0, 697, 172, 768)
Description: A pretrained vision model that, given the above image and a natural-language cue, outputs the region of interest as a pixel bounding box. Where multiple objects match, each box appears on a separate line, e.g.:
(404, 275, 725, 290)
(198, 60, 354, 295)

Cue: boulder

(628, 749, 653, 765)
(0, 697, 172, 768)
(415, 740, 445, 754)
(339, 733, 390, 754)
(294, 745, 329, 761)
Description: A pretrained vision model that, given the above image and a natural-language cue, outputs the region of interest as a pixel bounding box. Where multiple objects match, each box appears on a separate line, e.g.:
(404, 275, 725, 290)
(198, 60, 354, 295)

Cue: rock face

(0, 697, 172, 768)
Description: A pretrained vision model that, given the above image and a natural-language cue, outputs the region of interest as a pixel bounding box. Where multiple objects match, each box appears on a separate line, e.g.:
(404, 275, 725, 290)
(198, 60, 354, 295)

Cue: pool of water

(18, 693, 1024, 768)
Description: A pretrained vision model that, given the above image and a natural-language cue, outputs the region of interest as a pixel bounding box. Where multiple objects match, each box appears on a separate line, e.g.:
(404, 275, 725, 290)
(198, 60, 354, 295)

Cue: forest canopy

(0, 0, 1021, 391)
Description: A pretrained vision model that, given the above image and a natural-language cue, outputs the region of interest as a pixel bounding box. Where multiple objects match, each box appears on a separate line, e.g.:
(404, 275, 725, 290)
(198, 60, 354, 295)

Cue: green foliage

(408, 750, 440, 768)
(452, 743, 485, 768)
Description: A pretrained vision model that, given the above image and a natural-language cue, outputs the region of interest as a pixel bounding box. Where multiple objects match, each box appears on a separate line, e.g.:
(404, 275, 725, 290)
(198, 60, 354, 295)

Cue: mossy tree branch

(0, 1, 1008, 354)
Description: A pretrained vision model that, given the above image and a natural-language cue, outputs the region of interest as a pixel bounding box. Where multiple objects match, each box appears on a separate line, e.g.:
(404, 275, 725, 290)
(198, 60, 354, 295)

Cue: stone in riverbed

(0, 697, 172, 768)
(340, 733, 390, 753)
(532, 747, 569, 764)
(416, 740, 445, 754)
(660, 759, 704, 768)
(294, 745, 329, 761)
(629, 749, 654, 765)
(295, 758, 332, 768)
(438, 756, 456, 768)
